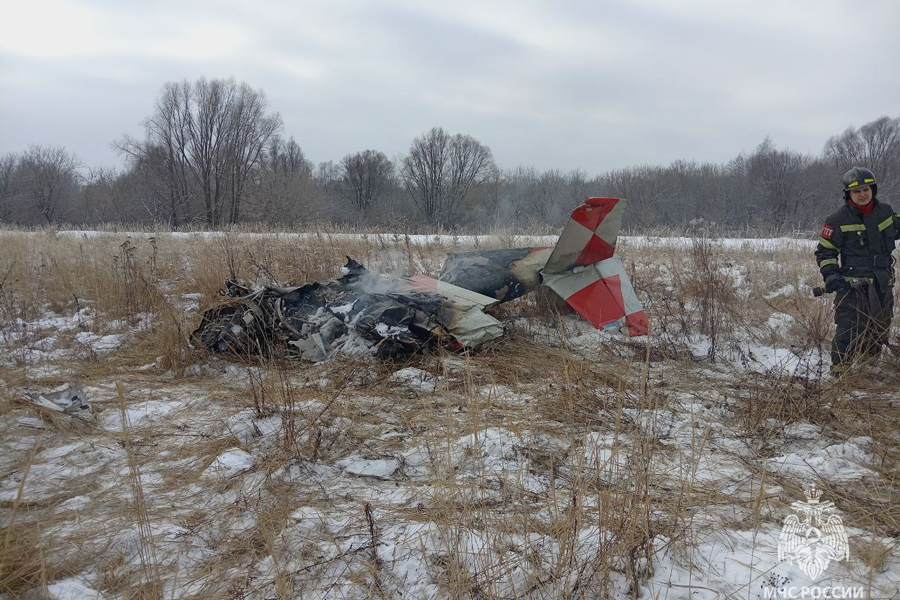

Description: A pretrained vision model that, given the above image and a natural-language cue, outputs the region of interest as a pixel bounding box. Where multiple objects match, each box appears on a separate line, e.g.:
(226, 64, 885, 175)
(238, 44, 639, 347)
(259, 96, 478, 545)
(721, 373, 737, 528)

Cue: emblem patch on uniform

(821, 224, 834, 239)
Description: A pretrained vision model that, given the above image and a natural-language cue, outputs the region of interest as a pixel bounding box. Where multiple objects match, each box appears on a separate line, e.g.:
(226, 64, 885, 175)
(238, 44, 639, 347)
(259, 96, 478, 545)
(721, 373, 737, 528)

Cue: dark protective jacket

(815, 199, 900, 290)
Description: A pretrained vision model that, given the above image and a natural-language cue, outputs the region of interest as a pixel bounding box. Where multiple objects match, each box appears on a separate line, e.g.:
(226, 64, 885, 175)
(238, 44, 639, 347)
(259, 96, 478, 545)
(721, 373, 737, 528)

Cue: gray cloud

(1, 0, 897, 174)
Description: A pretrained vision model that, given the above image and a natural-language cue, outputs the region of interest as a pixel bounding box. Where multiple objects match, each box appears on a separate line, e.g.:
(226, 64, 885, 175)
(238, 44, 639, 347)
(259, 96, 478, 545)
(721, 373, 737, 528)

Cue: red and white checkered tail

(542, 198, 648, 337)
(544, 197, 625, 272)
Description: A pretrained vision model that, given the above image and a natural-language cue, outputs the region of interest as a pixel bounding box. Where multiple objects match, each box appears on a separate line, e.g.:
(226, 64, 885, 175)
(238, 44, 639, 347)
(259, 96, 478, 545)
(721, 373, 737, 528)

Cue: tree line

(1, 76, 898, 232)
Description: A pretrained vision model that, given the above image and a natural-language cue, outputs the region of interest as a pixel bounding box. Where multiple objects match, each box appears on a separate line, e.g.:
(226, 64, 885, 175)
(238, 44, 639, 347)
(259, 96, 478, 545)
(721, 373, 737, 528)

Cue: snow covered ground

(0, 228, 819, 253)
(0, 231, 897, 599)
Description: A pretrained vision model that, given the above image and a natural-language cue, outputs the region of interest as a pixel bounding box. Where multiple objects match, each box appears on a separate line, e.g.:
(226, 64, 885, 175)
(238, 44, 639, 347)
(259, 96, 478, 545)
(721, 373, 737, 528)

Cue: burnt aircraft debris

(192, 197, 648, 361)
(192, 258, 503, 361)
(21, 383, 91, 415)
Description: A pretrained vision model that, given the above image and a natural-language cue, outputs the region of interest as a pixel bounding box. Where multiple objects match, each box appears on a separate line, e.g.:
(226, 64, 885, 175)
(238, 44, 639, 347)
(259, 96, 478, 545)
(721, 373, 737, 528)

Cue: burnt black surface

(192, 258, 453, 360)
(327, 290, 444, 358)
(439, 247, 536, 302)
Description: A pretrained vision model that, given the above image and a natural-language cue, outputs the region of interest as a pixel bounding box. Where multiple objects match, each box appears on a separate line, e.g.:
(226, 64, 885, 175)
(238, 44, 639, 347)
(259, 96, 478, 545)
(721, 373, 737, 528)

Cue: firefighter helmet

(842, 166, 878, 193)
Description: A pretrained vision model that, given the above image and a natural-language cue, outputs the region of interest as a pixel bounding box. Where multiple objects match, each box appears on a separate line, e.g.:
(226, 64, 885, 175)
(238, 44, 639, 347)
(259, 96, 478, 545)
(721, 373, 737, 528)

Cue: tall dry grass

(0, 227, 896, 598)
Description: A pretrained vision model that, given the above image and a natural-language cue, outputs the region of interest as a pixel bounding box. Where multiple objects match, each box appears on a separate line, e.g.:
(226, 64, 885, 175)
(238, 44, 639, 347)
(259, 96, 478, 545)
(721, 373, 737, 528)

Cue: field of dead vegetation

(0, 228, 898, 600)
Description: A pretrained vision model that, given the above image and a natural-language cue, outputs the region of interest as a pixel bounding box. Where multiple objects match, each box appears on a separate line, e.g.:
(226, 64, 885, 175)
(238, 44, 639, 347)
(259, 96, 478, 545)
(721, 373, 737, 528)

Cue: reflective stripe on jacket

(815, 199, 898, 287)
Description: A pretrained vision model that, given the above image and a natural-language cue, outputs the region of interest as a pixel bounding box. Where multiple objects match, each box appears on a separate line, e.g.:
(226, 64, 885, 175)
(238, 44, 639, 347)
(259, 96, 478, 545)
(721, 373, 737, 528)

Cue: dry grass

(0, 227, 897, 598)
(0, 439, 46, 596)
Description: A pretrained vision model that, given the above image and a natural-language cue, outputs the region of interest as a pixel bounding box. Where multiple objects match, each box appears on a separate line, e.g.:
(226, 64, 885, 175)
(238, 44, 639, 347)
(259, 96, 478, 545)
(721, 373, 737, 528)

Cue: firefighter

(815, 167, 899, 374)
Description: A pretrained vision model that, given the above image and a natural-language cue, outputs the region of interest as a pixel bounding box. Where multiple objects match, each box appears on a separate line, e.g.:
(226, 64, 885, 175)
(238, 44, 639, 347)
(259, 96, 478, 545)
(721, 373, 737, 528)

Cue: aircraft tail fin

(436, 196, 647, 337)
(543, 198, 647, 336)
(543, 197, 625, 274)
(542, 257, 648, 337)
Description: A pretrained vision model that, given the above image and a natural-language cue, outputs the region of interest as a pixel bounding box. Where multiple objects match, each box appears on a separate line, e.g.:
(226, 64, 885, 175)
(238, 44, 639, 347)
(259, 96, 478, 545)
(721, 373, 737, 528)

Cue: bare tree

(401, 127, 495, 226)
(264, 135, 311, 181)
(120, 77, 282, 226)
(224, 84, 282, 222)
(249, 136, 316, 222)
(78, 167, 141, 224)
(597, 164, 668, 227)
(315, 160, 340, 192)
(478, 167, 504, 229)
(119, 84, 197, 226)
(533, 168, 566, 224)
(565, 169, 588, 208)
(16, 145, 81, 224)
(824, 116, 900, 194)
(0, 153, 18, 223)
(338, 150, 393, 215)
(500, 166, 538, 226)
(747, 137, 813, 222)
(117, 137, 189, 226)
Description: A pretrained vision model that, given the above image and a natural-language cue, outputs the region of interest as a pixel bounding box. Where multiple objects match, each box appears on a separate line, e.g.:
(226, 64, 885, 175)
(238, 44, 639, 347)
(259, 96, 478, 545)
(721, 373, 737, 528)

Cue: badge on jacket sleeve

(821, 224, 834, 239)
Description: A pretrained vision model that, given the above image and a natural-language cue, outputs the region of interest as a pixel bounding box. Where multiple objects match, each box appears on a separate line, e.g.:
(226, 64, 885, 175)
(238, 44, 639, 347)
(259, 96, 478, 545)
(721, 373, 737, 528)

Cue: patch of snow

(478, 384, 532, 407)
(289, 505, 351, 534)
(579, 432, 628, 473)
(47, 578, 107, 599)
(768, 440, 877, 482)
(223, 410, 284, 445)
(376, 522, 440, 598)
(16, 416, 47, 429)
(390, 367, 438, 392)
(479, 384, 510, 397)
(337, 456, 400, 479)
(75, 332, 126, 352)
(721, 264, 747, 296)
(40, 442, 87, 460)
(453, 427, 526, 476)
(741, 344, 799, 372)
(782, 422, 821, 439)
(58, 495, 92, 511)
(206, 448, 254, 477)
(102, 399, 184, 431)
(31, 308, 94, 334)
(767, 312, 795, 330)
(765, 284, 796, 299)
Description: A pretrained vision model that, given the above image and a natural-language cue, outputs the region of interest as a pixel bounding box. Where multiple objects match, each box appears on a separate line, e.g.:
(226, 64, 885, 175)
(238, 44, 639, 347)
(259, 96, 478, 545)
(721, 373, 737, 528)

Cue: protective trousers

(832, 280, 894, 366)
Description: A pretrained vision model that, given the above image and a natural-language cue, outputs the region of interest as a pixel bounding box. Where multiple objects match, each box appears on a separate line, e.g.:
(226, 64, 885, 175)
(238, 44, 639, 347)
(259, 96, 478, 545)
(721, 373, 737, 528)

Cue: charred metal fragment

(192, 258, 503, 361)
(438, 247, 553, 302)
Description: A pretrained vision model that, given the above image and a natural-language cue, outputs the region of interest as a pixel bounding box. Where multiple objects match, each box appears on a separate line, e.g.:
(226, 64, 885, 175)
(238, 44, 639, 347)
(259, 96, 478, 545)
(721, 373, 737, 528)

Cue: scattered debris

(193, 198, 648, 361)
(192, 258, 503, 360)
(21, 383, 91, 414)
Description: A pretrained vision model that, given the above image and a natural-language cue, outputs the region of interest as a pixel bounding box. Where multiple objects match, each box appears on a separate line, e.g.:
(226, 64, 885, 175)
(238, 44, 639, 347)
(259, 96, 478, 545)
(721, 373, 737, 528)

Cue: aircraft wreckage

(192, 197, 648, 361)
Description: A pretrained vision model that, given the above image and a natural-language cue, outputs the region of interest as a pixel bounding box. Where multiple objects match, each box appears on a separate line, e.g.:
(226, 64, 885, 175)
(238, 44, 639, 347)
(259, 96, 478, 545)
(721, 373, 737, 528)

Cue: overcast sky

(1, 0, 897, 175)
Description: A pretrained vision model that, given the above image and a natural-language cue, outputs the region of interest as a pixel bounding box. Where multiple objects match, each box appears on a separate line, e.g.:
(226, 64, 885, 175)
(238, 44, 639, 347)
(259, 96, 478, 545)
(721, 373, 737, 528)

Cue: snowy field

(0, 230, 898, 599)
(1, 228, 820, 252)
